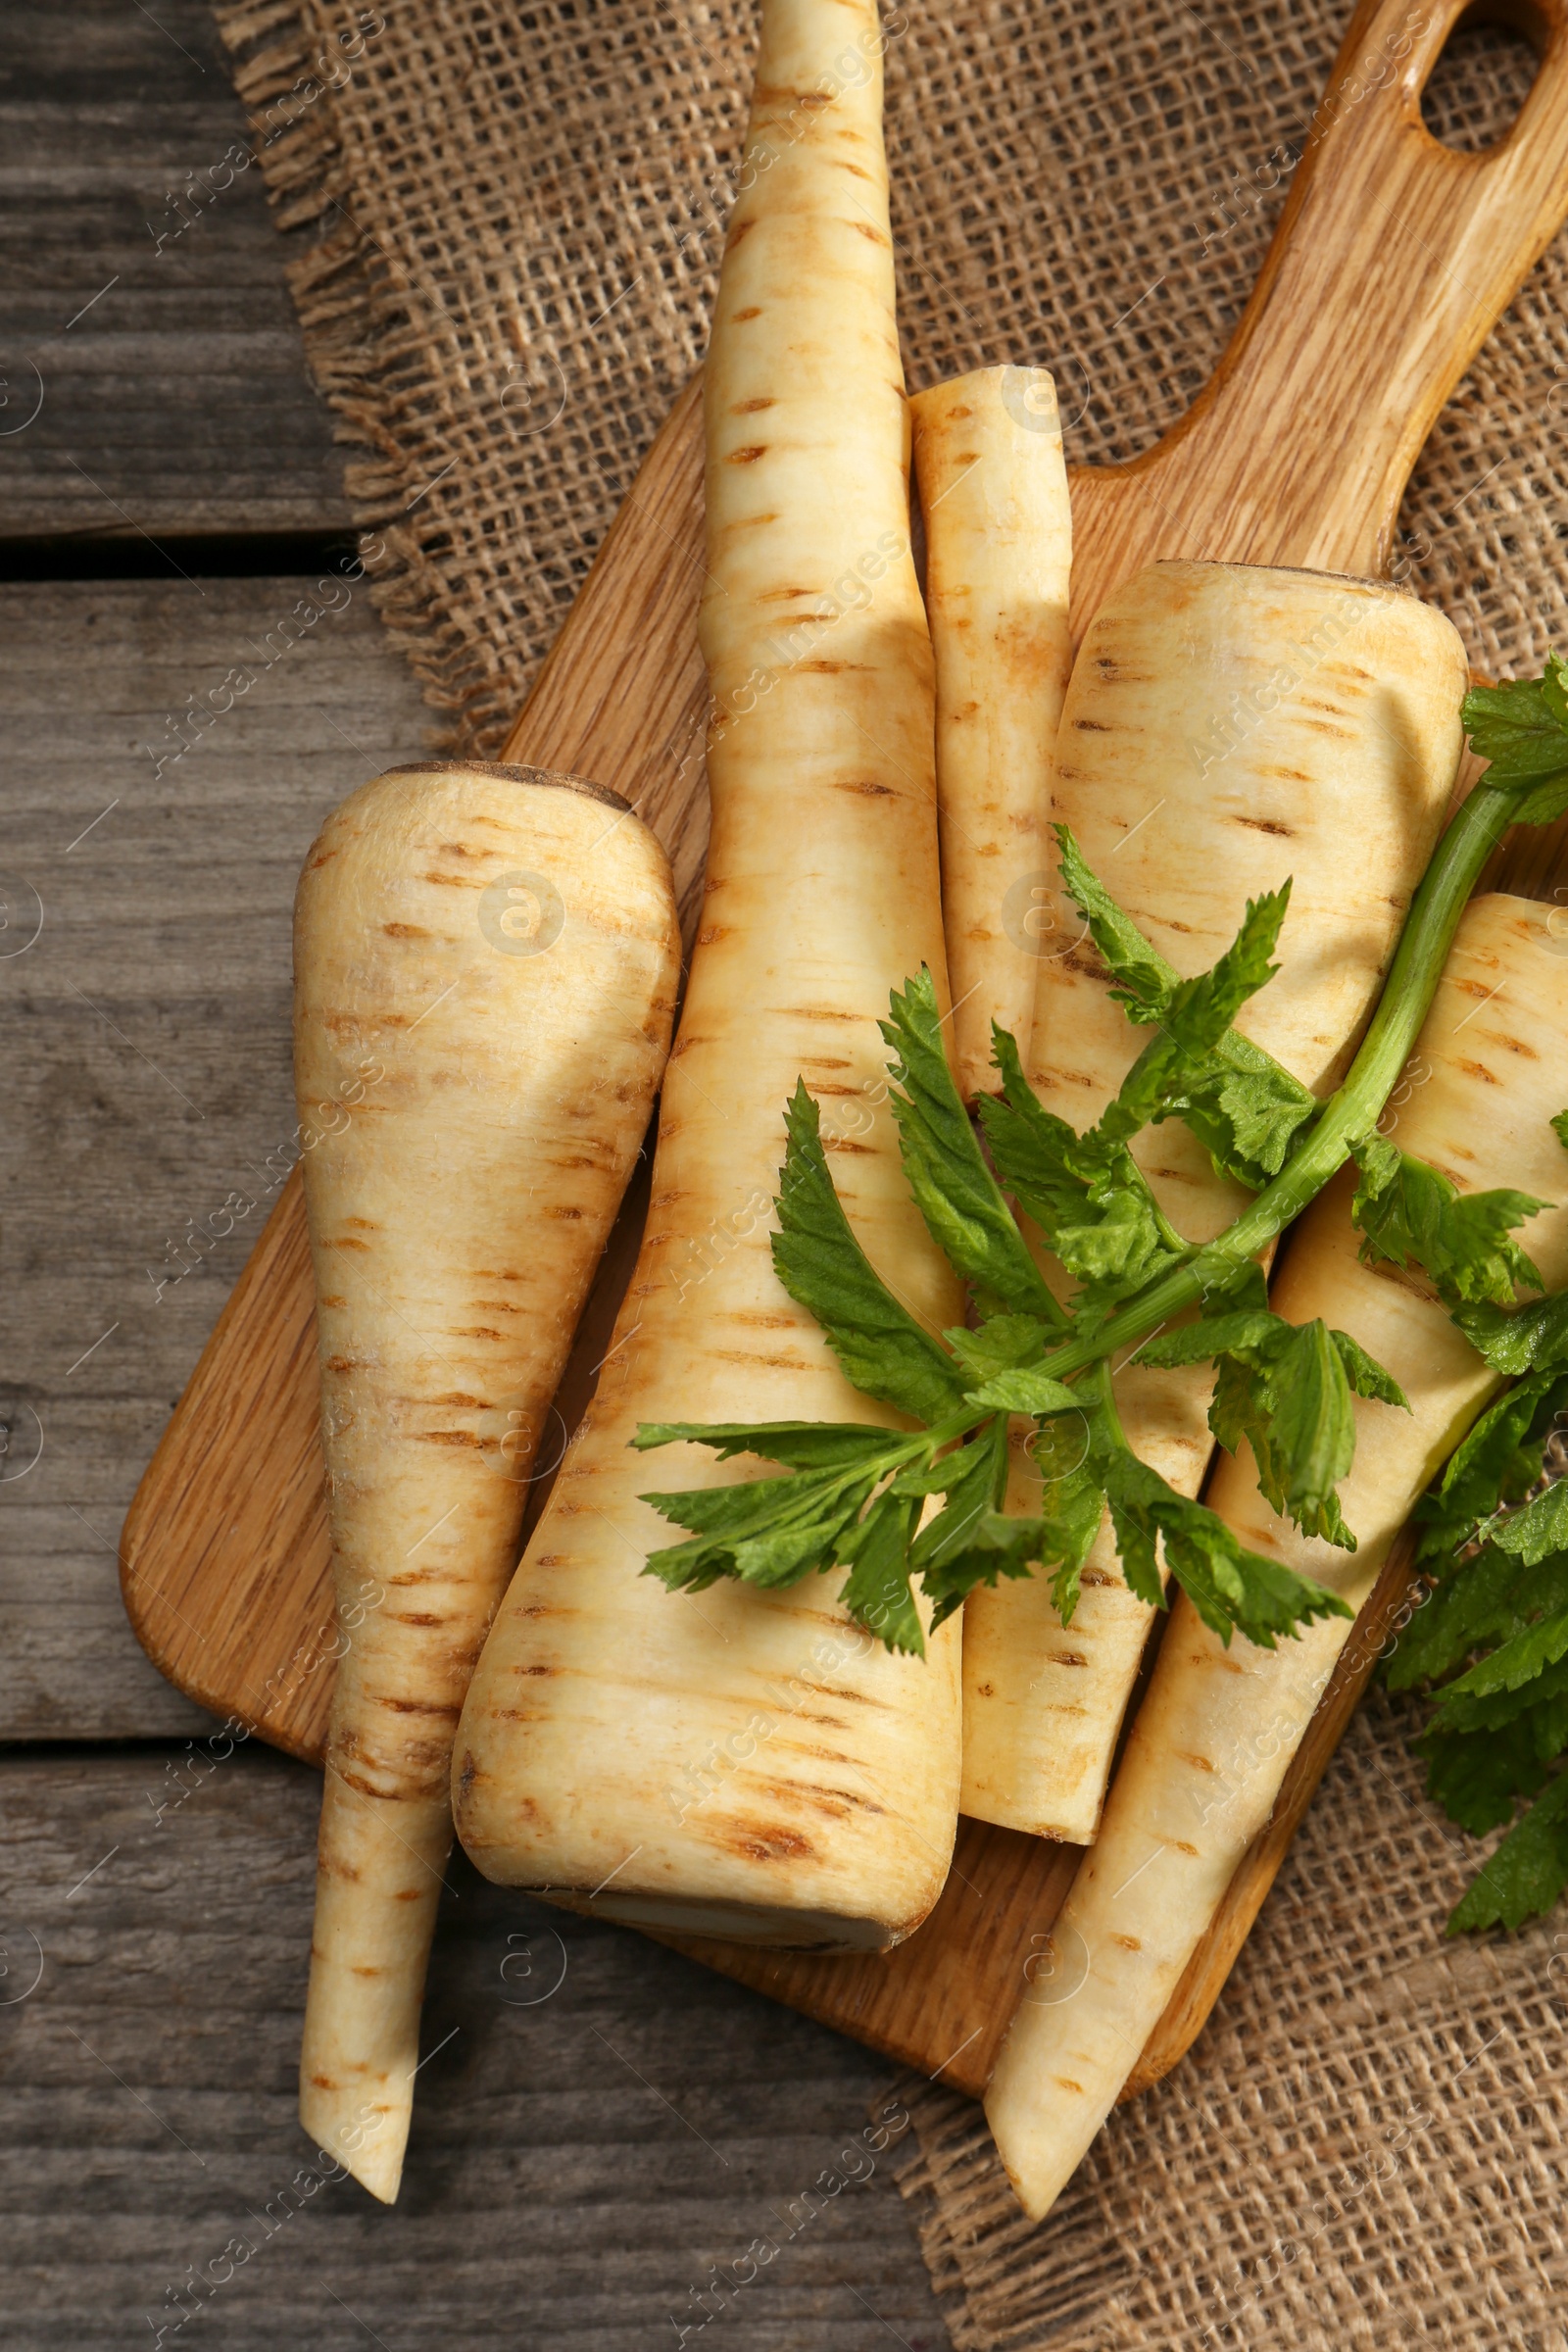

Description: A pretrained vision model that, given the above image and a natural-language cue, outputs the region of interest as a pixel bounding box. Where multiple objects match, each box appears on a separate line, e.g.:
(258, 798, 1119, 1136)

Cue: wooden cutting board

(122, 0, 1568, 2102)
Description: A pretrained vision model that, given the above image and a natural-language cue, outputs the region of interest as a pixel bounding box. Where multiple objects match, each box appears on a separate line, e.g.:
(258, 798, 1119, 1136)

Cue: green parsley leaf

(1140, 1309, 1406, 1547)
(1260, 1323, 1366, 1547)
(984, 877, 1299, 1325)
(837, 1491, 924, 1655)
(1415, 1373, 1568, 1570)
(1102, 884, 1294, 1148)
(1097, 1447, 1173, 1610)
(980, 860, 1315, 1319)
(1432, 1648, 1568, 1738)
(641, 1460, 876, 1593)
(881, 969, 1065, 1325)
(1052, 824, 1319, 1186)
(917, 1507, 1048, 1630)
(1507, 773, 1568, 829)
(1052, 823, 1173, 1023)
(1180, 1045, 1320, 1187)
(1135, 1306, 1281, 1367)
(1387, 1543, 1568, 1692)
(1098, 1446, 1351, 1647)
(942, 1315, 1051, 1385)
(1417, 1718, 1554, 1838)
(771, 1079, 968, 1425)
(887, 1419, 1032, 1635)
(1135, 1308, 1277, 1380)
(1440, 1601, 1568, 1700)
(980, 1030, 1184, 1309)
(1189, 1254, 1272, 1314)
(1446, 1766, 1568, 1934)
(1452, 1291, 1568, 1376)
(1461, 658, 1568, 789)
(908, 1415, 1011, 1580)
(633, 1420, 904, 1470)
(1028, 1415, 1109, 1624)
(1351, 1138, 1547, 1307)
(963, 1366, 1084, 1416)
(1484, 1479, 1568, 1568)
(1330, 1328, 1410, 1409)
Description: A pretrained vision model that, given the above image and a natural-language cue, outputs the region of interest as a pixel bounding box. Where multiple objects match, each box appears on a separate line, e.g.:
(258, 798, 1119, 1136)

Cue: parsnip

(961, 561, 1467, 1842)
(986, 892, 1568, 2221)
(910, 367, 1072, 1101)
(295, 760, 679, 2202)
(452, 0, 963, 1948)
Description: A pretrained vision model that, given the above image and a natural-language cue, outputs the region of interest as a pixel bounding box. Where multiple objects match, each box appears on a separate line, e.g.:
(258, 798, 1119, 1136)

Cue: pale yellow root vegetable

(961, 560, 1468, 1843)
(294, 760, 679, 2202)
(985, 892, 1568, 2221)
(451, 0, 962, 1951)
(910, 366, 1072, 1101)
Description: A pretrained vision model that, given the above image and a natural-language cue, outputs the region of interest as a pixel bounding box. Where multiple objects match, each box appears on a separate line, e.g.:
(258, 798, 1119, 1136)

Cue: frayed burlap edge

(888, 2076, 1010, 2352)
(888, 2076, 1140, 2352)
(215, 0, 495, 749)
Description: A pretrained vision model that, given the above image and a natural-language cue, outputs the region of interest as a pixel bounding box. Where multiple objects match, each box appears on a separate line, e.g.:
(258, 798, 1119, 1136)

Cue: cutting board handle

(1161, 0, 1568, 576)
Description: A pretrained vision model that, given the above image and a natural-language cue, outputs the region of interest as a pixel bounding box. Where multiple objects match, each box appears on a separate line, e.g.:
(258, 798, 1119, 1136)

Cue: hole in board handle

(1420, 2, 1544, 151)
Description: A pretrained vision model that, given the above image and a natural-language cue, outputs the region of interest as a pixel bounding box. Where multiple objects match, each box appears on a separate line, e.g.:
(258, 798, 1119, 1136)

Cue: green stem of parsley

(1088, 1355, 1124, 1445)
(1034, 778, 1517, 1382)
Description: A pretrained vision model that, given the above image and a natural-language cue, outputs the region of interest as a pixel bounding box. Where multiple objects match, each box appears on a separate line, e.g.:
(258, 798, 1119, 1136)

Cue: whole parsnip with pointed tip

(986, 893, 1568, 2222)
(911, 366, 1072, 1101)
(452, 0, 965, 1951)
(294, 760, 678, 2202)
(961, 560, 1467, 1844)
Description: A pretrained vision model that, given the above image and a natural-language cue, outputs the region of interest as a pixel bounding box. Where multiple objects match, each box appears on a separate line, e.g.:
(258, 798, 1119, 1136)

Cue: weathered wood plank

(0, 0, 350, 538)
(0, 576, 429, 1736)
(0, 1747, 951, 2351)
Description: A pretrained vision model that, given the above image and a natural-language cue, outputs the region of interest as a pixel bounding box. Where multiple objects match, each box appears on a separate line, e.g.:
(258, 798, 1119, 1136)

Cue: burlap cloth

(216, 2, 1568, 2340)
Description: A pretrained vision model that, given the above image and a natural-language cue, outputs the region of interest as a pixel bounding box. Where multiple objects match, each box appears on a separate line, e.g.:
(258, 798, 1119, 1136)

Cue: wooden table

(0, 9, 952, 2344)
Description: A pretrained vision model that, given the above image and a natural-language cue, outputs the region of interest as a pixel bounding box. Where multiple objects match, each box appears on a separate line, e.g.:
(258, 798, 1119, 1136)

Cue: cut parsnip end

(911, 366, 1072, 1102)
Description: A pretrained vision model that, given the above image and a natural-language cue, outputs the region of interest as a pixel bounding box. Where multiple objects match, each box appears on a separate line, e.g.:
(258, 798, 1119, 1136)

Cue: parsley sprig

(1385, 1305, 1568, 1934)
(1366, 657, 1568, 1933)
(1348, 1102, 1568, 1931)
(637, 663, 1568, 1675)
(638, 965, 1353, 1655)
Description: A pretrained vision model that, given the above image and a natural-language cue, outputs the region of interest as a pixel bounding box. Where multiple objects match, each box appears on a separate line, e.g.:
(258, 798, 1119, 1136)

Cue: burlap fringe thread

(213, 4, 446, 717)
(214, 0, 746, 757)
(215, 0, 548, 750)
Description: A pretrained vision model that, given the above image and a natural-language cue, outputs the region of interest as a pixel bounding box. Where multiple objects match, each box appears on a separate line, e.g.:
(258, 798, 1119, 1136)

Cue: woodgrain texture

(121, 0, 1568, 2096)
(0, 578, 428, 1739)
(1062, 0, 1568, 613)
(0, 0, 350, 540)
(0, 1746, 947, 2352)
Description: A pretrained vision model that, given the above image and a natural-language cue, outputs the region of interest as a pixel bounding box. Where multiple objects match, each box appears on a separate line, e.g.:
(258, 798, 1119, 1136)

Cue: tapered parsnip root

(910, 367, 1072, 1101)
(985, 893, 1568, 2221)
(961, 561, 1468, 1843)
(452, 0, 963, 1949)
(295, 760, 679, 2200)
